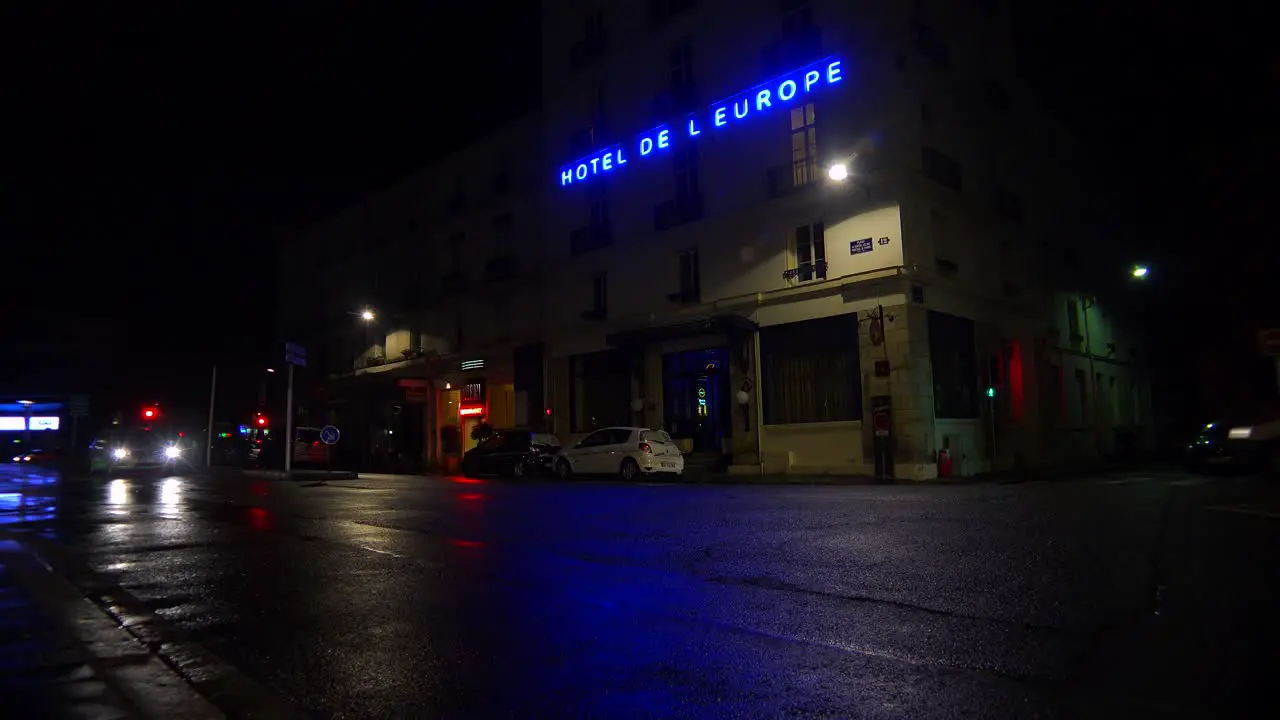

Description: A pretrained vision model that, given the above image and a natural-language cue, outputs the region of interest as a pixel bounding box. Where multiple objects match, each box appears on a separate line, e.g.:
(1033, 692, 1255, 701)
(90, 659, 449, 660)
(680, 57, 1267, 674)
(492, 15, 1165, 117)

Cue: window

(913, 22, 949, 67)
(591, 271, 608, 318)
(668, 42, 693, 89)
(569, 125, 596, 155)
(780, 0, 814, 36)
(760, 314, 862, 424)
(447, 232, 464, 271)
(1041, 363, 1066, 426)
(1066, 299, 1081, 343)
(677, 248, 700, 301)
(570, 349, 630, 432)
(922, 147, 962, 191)
(492, 214, 513, 254)
(674, 146, 700, 199)
(994, 187, 1023, 223)
(1074, 368, 1089, 424)
(570, 11, 607, 70)
(928, 311, 979, 419)
(589, 186, 609, 226)
(984, 80, 1010, 112)
(792, 221, 826, 281)
(930, 209, 951, 262)
(789, 102, 818, 187)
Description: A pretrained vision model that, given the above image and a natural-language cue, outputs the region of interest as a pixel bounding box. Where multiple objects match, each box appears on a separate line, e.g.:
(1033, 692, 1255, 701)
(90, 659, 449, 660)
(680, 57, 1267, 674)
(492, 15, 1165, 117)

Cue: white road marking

(1204, 505, 1280, 520)
(1098, 477, 1151, 486)
(360, 546, 405, 558)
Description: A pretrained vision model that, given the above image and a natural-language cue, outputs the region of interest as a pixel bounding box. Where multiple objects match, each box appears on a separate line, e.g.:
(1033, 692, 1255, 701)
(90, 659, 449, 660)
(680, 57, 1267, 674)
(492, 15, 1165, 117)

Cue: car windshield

(297, 428, 323, 444)
(531, 433, 560, 447)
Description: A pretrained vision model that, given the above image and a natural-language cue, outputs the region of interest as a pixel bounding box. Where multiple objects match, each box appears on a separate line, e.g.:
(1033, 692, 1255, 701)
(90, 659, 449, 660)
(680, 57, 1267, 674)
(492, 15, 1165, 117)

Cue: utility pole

(285, 363, 295, 473)
(205, 365, 217, 467)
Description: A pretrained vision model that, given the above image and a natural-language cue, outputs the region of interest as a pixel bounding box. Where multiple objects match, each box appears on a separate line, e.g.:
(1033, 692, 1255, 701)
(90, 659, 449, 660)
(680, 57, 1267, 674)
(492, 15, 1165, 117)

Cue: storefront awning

(605, 315, 757, 347)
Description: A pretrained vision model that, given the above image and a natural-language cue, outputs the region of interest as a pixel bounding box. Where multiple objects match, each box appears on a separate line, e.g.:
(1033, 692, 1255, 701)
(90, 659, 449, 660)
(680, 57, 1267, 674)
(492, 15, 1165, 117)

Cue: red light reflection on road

(248, 506, 273, 531)
(452, 539, 485, 548)
(459, 493, 483, 501)
(250, 481, 269, 497)
(449, 476, 484, 484)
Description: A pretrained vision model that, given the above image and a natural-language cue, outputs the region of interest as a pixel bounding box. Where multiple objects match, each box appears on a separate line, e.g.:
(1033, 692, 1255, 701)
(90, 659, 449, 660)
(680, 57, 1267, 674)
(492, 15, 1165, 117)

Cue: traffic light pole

(285, 364, 295, 474)
(205, 365, 217, 468)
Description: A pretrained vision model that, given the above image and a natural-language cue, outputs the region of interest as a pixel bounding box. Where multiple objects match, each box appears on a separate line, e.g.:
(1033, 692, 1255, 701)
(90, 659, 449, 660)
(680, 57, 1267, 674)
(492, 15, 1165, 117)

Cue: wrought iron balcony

(782, 259, 828, 282)
(653, 191, 705, 232)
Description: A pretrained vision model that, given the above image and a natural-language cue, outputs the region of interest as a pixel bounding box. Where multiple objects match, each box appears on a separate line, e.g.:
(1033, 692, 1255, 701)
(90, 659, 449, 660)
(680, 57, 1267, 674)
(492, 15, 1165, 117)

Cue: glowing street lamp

(360, 309, 376, 322)
(1131, 264, 1149, 279)
(828, 163, 849, 181)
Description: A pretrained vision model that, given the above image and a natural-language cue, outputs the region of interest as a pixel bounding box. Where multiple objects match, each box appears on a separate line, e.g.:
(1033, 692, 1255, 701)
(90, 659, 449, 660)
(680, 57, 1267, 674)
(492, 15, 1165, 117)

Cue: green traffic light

(986, 387, 996, 398)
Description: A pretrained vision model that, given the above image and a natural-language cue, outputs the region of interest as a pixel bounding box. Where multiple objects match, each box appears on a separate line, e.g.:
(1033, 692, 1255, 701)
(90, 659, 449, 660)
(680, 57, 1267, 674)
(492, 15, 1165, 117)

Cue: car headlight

(113, 448, 129, 459)
(1227, 426, 1253, 439)
(164, 446, 181, 459)
(11, 456, 19, 462)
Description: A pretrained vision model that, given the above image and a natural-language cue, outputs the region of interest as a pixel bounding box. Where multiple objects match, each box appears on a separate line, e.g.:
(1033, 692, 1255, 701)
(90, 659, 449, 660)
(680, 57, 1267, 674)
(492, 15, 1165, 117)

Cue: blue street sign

(850, 237, 873, 255)
(320, 425, 340, 445)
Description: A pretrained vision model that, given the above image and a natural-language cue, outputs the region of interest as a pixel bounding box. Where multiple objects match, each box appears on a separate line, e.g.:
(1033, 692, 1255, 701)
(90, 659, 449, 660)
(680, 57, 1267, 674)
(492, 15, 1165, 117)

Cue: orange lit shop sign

(459, 406, 485, 417)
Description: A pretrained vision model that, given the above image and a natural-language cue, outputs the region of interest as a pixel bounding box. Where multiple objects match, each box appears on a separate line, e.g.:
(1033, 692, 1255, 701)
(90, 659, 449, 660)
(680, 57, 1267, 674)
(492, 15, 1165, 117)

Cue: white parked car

(554, 426, 684, 480)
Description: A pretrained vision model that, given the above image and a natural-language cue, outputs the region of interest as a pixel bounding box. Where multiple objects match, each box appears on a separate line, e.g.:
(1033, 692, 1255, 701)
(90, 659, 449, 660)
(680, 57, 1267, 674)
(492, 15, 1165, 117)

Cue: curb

(0, 529, 306, 719)
(210, 467, 359, 481)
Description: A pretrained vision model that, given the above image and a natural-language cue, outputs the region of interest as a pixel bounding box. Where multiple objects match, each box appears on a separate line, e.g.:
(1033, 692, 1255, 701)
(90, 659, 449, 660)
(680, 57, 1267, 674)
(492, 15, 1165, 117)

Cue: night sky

(5, 3, 1274, 425)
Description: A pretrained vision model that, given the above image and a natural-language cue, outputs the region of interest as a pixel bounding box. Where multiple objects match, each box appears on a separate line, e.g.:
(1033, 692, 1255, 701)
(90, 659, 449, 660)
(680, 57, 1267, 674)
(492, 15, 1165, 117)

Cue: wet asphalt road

(3, 466, 1278, 718)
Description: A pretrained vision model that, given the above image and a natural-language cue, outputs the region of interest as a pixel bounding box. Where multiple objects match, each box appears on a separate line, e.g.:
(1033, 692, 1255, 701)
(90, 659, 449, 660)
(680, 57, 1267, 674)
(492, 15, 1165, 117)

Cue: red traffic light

(256, 416, 268, 427)
(142, 407, 157, 419)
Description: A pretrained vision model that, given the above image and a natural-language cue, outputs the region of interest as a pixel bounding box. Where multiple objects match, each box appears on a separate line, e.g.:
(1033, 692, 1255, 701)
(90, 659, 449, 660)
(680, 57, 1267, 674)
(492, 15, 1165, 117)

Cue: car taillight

(638, 442, 653, 454)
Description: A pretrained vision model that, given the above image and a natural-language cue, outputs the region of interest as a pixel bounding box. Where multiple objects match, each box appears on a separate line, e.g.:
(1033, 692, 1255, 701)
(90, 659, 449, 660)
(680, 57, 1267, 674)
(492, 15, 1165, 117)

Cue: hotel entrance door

(661, 347, 731, 453)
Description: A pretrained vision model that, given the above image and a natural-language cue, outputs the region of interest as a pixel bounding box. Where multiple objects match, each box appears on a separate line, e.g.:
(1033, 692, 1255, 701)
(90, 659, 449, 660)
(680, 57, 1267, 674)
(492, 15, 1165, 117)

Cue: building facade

(280, 0, 1154, 478)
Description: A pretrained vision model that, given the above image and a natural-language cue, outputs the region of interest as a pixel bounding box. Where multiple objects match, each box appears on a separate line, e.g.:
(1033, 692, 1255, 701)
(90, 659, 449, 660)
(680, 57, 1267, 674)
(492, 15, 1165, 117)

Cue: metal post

(205, 366, 217, 468)
(285, 364, 295, 474)
(1081, 298, 1104, 459)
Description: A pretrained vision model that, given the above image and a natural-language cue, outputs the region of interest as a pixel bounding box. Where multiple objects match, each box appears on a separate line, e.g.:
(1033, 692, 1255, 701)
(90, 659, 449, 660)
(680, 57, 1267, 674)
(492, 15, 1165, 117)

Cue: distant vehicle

(89, 428, 186, 473)
(553, 427, 683, 481)
(1185, 413, 1280, 473)
(461, 428, 561, 477)
(9, 448, 54, 464)
(255, 426, 329, 468)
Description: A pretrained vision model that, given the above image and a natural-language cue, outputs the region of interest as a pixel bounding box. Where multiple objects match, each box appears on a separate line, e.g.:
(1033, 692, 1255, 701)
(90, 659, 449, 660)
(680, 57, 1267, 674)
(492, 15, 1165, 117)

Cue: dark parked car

(461, 428, 560, 478)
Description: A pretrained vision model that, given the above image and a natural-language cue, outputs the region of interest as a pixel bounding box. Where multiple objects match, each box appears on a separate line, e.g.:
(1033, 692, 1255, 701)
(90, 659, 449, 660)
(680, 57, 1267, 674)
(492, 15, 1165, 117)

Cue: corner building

(538, 0, 1153, 478)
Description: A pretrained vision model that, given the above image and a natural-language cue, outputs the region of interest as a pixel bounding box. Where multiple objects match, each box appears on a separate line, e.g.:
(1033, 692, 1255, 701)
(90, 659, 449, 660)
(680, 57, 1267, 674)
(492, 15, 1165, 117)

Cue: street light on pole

(1131, 264, 1149, 279)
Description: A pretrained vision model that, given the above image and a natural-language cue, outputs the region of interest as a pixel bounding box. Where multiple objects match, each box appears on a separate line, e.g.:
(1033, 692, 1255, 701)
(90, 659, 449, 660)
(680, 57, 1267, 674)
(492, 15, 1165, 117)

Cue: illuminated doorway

(662, 347, 731, 453)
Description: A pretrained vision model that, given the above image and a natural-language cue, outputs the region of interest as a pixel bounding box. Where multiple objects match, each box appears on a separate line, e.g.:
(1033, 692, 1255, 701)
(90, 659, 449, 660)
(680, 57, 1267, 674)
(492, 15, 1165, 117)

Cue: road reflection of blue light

(0, 465, 59, 526)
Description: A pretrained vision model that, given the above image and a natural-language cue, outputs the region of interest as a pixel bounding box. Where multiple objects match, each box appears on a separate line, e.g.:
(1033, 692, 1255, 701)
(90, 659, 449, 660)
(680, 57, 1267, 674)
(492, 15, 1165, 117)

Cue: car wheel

(620, 458, 640, 481)
(512, 461, 525, 477)
(556, 459, 572, 480)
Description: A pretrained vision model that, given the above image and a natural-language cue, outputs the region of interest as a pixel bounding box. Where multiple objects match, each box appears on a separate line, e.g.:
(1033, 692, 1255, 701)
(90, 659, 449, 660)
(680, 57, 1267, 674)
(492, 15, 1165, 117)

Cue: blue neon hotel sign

(558, 57, 844, 187)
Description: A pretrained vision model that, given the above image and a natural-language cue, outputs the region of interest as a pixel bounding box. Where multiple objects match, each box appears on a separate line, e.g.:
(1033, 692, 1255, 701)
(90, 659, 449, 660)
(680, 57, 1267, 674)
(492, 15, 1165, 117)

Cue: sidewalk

(0, 543, 150, 719)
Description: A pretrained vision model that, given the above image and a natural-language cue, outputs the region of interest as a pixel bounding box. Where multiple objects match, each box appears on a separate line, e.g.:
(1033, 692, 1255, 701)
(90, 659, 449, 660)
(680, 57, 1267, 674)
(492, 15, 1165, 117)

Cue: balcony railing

(760, 25, 823, 76)
(484, 255, 516, 282)
(570, 222, 612, 256)
(782, 259, 828, 283)
(766, 159, 820, 199)
(439, 270, 468, 297)
(653, 191, 704, 232)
